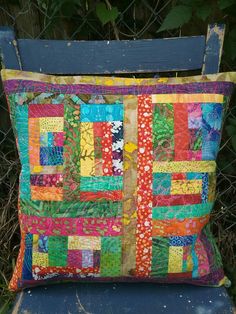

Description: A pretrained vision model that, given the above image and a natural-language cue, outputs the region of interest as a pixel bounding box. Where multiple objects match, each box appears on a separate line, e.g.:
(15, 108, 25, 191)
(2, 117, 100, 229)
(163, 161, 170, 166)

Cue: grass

(0, 125, 19, 313)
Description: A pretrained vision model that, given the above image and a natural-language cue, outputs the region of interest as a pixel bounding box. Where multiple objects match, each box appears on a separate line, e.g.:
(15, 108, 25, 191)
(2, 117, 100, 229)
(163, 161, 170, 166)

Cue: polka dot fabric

(1, 69, 236, 291)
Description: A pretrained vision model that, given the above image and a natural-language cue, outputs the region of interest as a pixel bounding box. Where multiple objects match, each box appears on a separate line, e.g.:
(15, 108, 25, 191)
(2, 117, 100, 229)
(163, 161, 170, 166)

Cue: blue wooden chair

(0, 24, 234, 314)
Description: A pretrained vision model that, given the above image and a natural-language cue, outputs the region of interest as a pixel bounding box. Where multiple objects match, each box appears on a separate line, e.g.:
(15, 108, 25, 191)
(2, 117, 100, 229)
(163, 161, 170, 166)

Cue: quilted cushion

(2, 69, 235, 291)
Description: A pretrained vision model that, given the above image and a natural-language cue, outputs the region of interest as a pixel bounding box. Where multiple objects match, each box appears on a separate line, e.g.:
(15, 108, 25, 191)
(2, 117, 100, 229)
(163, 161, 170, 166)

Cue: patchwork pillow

(2, 69, 236, 291)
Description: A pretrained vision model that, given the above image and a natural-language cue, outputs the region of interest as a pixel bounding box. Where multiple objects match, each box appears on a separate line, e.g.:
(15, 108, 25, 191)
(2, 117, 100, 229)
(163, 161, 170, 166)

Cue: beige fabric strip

(2, 69, 236, 85)
(122, 95, 138, 276)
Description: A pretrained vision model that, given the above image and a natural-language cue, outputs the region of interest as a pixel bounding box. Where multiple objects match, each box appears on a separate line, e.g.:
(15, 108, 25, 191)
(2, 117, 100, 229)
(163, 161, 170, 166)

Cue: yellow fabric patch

(153, 161, 216, 173)
(124, 142, 138, 153)
(80, 122, 95, 176)
(32, 252, 49, 267)
(31, 165, 64, 174)
(31, 166, 43, 173)
(2, 69, 236, 86)
(39, 117, 64, 132)
(187, 253, 193, 272)
(68, 236, 101, 250)
(152, 94, 224, 103)
(33, 234, 39, 251)
(168, 246, 183, 273)
(171, 180, 202, 195)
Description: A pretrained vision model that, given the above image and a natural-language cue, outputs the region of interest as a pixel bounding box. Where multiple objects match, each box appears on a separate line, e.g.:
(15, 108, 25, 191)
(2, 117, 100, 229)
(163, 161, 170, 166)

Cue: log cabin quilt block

(1, 69, 235, 291)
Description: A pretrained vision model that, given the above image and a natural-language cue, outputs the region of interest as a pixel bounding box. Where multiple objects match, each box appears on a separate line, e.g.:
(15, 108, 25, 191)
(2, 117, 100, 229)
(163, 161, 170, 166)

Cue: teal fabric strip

(80, 176, 123, 191)
(182, 259, 187, 273)
(153, 173, 171, 195)
(186, 172, 203, 180)
(191, 235, 199, 278)
(47, 132, 54, 147)
(15, 105, 30, 199)
(80, 104, 123, 122)
(152, 203, 212, 220)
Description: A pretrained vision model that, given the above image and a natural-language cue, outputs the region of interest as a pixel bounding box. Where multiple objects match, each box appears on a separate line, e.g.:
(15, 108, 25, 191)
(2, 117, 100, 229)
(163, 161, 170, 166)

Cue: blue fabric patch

(38, 235, 49, 253)
(202, 103, 223, 160)
(22, 233, 33, 280)
(169, 236, 194, 246)
(40, 147, 63, 165)
(201, 173, 209, 203)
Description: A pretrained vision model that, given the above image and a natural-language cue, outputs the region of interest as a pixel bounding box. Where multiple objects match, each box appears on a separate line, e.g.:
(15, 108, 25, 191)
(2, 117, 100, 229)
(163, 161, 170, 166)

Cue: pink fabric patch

(195, 237, 210, 276)
(53, 132, 64, 146)
(67, 250, 82, 267)
(21, 214, 122, 237)
(188, 150, 202, 160)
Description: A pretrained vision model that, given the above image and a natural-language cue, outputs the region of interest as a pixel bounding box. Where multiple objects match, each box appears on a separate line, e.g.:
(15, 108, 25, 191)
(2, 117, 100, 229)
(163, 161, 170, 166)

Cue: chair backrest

(0, 24, 225, 75)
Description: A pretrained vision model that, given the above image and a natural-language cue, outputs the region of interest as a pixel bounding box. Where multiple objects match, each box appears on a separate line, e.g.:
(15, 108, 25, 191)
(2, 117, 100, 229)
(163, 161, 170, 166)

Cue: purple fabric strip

(18, 268, 224, 289)
(3, 79, 235, 96)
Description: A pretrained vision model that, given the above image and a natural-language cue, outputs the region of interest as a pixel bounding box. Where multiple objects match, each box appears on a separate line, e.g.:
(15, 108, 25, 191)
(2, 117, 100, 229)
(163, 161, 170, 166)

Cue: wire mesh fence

(0, 0, 178, 40)
(0, 0, 235, 302)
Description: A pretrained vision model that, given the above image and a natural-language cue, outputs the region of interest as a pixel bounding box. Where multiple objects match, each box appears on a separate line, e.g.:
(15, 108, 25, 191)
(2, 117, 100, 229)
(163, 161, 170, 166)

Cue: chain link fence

(0, 0, 235, 303)
(0, 0, 178, 40)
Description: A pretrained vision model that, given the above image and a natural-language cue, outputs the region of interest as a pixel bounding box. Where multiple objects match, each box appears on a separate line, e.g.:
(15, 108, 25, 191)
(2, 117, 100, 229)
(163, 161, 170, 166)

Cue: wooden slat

(17, 37, 206, 74)
(202, 24, 225, 75)
(0, 25, 226, 75)
(0, 26, 21, 70)
(1, 34, 206, 74)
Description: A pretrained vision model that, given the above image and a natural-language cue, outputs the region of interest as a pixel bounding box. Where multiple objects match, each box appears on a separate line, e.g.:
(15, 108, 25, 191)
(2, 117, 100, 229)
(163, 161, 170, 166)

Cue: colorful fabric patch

(2, 69, 235, 291)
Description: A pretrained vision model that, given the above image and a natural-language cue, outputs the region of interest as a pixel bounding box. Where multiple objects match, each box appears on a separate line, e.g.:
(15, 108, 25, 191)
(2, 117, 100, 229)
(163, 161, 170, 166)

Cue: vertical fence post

(202, 24, 225, 75)
(0, 26, 22, 70)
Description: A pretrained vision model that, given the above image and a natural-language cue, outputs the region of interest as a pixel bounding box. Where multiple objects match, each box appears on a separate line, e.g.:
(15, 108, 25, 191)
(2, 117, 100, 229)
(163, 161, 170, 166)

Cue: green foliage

(0, 294, 14, 314)
(37, 0, 118, 27)
(35, 0, 236, 63)
(224, 28, 236, 61)
(225, 117, 236, 152)
(37, 0, 81, 18)
(157, 0, 236, 63)
(157, 5, 192, 32)
(195, 3, 212, 21)
(218, 0, 235, 10)
(96, 2, 119, 25)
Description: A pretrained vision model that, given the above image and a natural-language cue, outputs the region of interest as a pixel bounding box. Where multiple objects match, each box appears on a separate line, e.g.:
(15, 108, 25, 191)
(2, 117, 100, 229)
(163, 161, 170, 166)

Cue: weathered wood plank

(0, 32, 206, 74)
(17, 37, 206, 74)
(0, 27, 21, 70)
(12, 283, 234, 314)
(202, 24, 225, 75)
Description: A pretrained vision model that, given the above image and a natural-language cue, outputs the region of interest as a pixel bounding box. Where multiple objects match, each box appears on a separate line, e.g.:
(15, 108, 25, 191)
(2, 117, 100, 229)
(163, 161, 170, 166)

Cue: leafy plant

(226, 117, 236, 152)
(157, 4, 192, 32)
(96, 2, 119, 25)
(157, 0, 236, 63)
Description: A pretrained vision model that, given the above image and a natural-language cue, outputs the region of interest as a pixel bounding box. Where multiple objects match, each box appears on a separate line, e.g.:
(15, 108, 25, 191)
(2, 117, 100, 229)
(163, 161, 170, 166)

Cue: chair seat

(13, 283, 233, 314)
